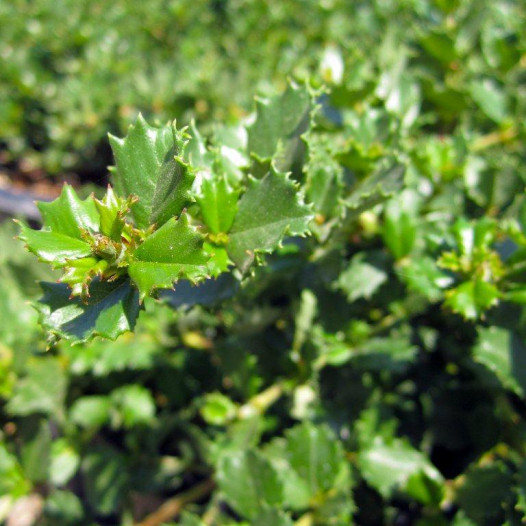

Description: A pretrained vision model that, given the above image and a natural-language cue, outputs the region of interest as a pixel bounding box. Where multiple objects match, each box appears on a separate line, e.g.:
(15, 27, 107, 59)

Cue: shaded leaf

(342, 161, 405, 220)
(36, 278, 141, 343)
(472, 326, 526, 396)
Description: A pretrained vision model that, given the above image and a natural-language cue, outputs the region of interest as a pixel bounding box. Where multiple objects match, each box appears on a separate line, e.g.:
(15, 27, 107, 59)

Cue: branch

(136, 478, 215, 526)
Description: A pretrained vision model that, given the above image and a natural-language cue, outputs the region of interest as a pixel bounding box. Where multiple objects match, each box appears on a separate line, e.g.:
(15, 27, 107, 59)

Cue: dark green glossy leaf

(128, 214, 210, 299)
(227, 169, 313, 272)
(17, 221, 92, 266)
(109, 114, 195, 229)
(36, 278, 141, 343)
(37, 184, 99, 239)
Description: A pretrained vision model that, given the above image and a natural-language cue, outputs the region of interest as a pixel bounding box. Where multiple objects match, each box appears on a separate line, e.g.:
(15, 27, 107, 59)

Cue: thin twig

(136, 478, 215, 526)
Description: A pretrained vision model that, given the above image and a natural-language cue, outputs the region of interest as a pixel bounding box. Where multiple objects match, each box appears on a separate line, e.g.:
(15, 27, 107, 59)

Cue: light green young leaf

(128, 214, 210, 299)
(444, 280, 500, 320)
(109, 114, 195, 229)
(36, 278, 141, 343)
(195, 175, 240, 235)
(217, 449, 283, 519)
(227, 169, 313, 273)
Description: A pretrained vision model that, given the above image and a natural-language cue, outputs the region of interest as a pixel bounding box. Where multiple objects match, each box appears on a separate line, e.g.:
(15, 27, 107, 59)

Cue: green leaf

(457, 462, 514, 524)
(70, 396, 112, 429)
(82, 445, 128, 516)
(195, 174, 240, 234)
(109, 114, 195, 229)
(253, 508, 294, 526)
(469, 79, 509, 124)
(179, 512, 207, 526)
(472, 326, 526, 396)
(444, 280, 500, 320)
(248, 82, 312, 169)
(37, 184, 99, 239)
(0, 444, 31, 498)
(227, 169, 313, 272)
(50, 439, 80, 487)
(7, 358, 66, 417)
(281, 422, 350, 500)
(17, 221, 92, 266)
(303, 132, 344, 219)
(397, 257, 452, 302)
(358, 436, 443, 503)
(19, 418, 52, 483)
(382, 190, 419, 260)
(336, 252, 388, 302)
(111, 384, 156, 428)
(128, 214, 210, 299)
(217, 449, 283, 519)
(200, 392, 237, 426)
(36, 278, 141, 343)
(342, 161, 405, 220)
(44, 490, 84, 525)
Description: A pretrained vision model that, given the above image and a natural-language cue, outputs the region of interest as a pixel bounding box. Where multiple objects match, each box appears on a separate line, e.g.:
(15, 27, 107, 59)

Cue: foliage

(2, 0, 526, 525)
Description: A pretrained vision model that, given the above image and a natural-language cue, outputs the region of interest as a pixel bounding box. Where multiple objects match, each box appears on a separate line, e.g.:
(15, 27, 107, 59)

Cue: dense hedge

(1, 0, 526, 525)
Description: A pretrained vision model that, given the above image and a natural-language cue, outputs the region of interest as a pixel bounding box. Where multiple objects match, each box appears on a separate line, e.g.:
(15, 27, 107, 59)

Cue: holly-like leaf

(342, 161, 405, 220)
(109, 114, 195, 229)
(443, 279, 500, 320)
(17, 221, 93, 266)
(16, 185, 99, 266)
(248, 83, 312, 170)
(36, 278, 141, 343)
(37, 184, 99, 239)
(336, 252, 388, 303)
(303, 132, 344, 219)
(128, 214, 210, 299)
(195, 174, 240, 235)
(227, 169, 313, 273)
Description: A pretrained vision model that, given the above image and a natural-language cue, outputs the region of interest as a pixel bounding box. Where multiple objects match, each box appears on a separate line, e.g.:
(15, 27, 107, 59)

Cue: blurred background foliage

(1, 0, 526, 524)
